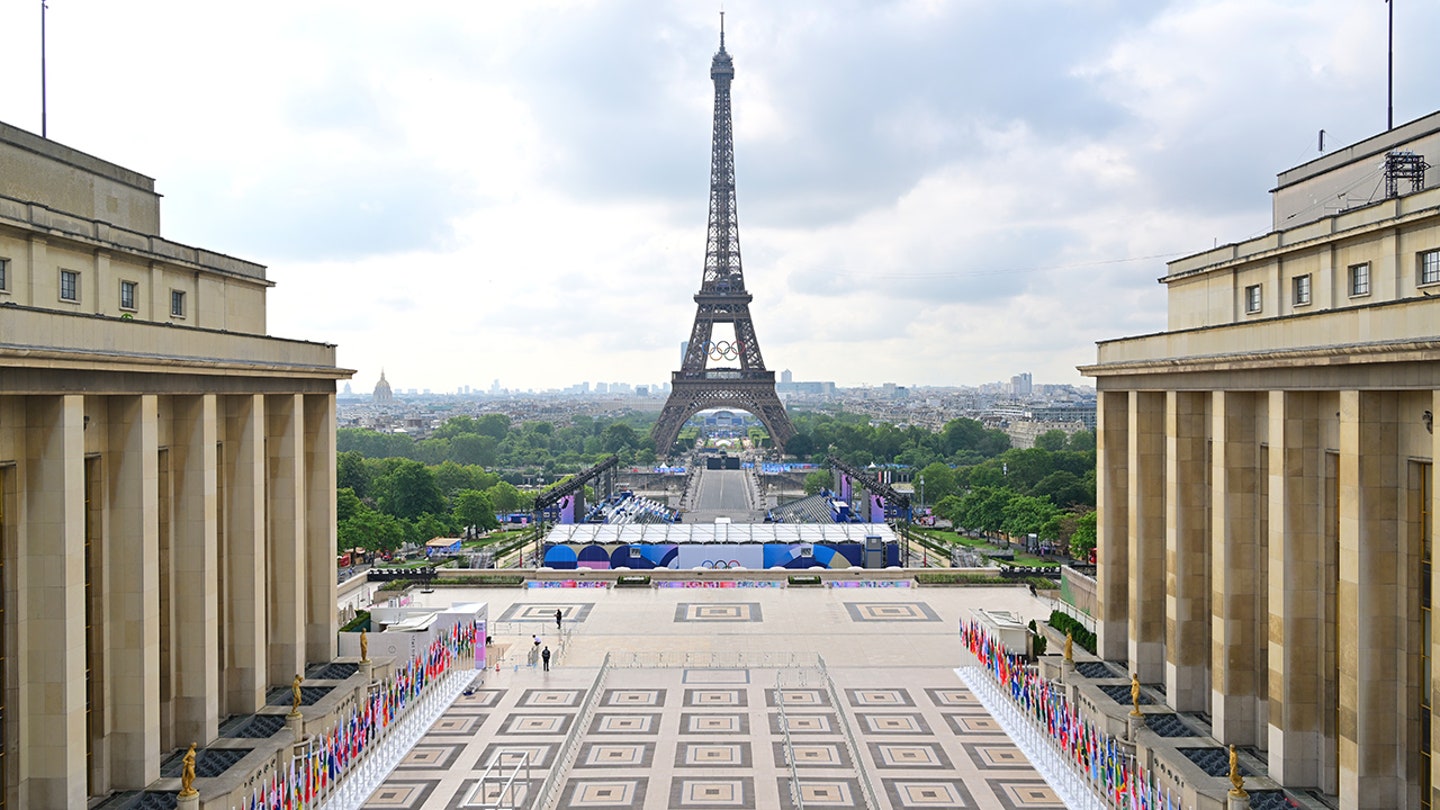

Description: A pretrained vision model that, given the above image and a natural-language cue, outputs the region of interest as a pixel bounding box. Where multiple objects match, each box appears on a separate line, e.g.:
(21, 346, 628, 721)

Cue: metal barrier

(773, 669, 808, 810)
(813, 657, 880, 810)
(608, 650, 816, 670)
(534, 653, 613, 810)
(465, 749, 533, 809)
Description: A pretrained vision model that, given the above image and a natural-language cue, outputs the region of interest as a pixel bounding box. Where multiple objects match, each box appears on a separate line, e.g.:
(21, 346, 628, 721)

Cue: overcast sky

(1, 1, 1434, 393)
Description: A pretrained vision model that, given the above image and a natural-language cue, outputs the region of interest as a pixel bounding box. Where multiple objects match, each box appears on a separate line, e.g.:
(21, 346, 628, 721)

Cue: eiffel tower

(652, 22, 796, 456)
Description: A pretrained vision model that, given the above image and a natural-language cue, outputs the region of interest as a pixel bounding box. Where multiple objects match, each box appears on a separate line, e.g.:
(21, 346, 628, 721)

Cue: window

(119, 280, 137, 310)
(1420, 249, 1440, 286)
(1292, 274, 1312, 306)
(170, 289, 186, 317)
(1245, 284, 1262, 314)
(1349, 262, 1370, 297)
(0, 257, 8, 292)
(59, 269, 79, 302)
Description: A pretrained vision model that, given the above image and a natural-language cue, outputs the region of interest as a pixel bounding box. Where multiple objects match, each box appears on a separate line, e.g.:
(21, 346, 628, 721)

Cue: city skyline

(1, 2, 1435, 391)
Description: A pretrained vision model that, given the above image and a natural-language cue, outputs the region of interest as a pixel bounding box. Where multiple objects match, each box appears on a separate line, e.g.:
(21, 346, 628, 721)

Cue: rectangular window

(170, 289, 186, 317)
(59, 269, 79, 302)
(1420, 249, 1440, 286)
(1245, 283, 1262, 314)
(0, 257, 8, 292)
(1292, 274, 1312, 306)
(119, 280, 137, 311)
(1349, 262, 1370, 297)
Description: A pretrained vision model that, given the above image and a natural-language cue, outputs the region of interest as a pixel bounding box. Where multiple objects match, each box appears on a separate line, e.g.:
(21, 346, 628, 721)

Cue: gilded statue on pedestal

(1129, 672, 1142, 717)
(360, 629, 369, 662)
(291, 674, 304, 714)
(1228, 745, 1247, 797)
(178, 742, 198, 798)
(1063, 631, 1073, 662)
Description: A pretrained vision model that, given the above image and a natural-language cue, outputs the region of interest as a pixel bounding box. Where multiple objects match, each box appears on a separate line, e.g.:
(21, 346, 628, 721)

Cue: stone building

(0, 121, 349, 806)
(1081, 112, 1440, 808)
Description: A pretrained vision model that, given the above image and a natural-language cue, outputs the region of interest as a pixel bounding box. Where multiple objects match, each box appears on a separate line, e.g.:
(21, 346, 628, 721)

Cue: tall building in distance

(1081, 111, 1440, 808)
(373, 369, 394, 403)
(1010, 372, 1032, 396)
(0, 121, 349, 806)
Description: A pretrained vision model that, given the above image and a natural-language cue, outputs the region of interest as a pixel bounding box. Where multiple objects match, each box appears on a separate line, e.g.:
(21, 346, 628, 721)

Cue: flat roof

(543, 523, 897, 545)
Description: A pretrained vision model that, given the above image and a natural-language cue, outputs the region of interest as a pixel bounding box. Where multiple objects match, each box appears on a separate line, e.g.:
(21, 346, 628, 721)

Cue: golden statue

(360, 630, 369, 662)
(1063, 631, 1073, 662)
(178, 742, 198, 797)
(291, 674, 304, 714)
(1227, 744, 1247, 797)
(1129, 672, 1142, 717)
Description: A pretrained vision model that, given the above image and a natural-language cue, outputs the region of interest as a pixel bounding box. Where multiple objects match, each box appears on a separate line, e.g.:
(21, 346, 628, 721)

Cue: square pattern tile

(475, 743, 555, 771)
(396, 742, 466, 771)
(450, 688, 504, 710)
(766, 689, 829, 708)
(846, 688, 915, 707)
(942, 713, 1007, 736)
(843, 602, 940, 622)
(779, 778, 861, 809)
(676, 741, 752, 767)
(362, 780, 438, 808)
(857, 712, 931, 735)
(984, 777, 1065, 809)
(518, 688, 583, 707)
(960, 742, 1031, 770)
(881, 778, 978, 808)
(674, 603, 763, 622)
(773, 741, 851, 769)
(671, 777, 755, 809)
(558, 778, 647, 809)
(497, 713, 575, 736)
(767, 712, 836, 735)
(457, 777, 535, 809)
(589, 712, 662, 735)
(680, 712, 750, 735)
(683, 688, 747, 707)
(924, 687, 979, 707)
(601, 688, 666, 707)
(498, 603, 595, 623)
(868, 742, 954, 769)
(682, 668, 749, 684)
(424, 714, 487, 736)
(576, 741, 656, 768)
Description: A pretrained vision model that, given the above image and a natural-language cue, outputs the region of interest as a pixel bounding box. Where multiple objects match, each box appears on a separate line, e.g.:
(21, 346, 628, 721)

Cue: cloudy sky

(1, 1, 1433, 393)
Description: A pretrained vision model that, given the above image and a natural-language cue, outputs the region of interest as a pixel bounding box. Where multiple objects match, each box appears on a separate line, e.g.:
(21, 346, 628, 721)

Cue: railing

(608, 650, 815, 669)
(534, 654, 613, 810)
(773, 670, 808, 810)
(465, 749, 532, 809)
(814, 657, 880, 810)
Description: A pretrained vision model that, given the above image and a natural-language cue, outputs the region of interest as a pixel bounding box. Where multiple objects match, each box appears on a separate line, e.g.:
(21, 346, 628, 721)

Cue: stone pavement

(363, 584, 1062, 810)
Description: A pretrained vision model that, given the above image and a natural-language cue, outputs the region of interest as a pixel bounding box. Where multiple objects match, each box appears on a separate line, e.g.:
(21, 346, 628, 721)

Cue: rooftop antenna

(41, 0, 49, 138)
(719, 9, 725, 48)
(1318, 129, 1326, 152)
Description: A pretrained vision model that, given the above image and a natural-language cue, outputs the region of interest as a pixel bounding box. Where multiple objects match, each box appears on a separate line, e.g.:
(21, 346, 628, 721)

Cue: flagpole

(1387, 0, 1394, 130)
(40, 0, 48, 137)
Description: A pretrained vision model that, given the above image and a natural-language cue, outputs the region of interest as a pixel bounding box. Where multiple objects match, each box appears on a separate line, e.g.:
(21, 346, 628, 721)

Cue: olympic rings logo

(706, 340, 744, 361)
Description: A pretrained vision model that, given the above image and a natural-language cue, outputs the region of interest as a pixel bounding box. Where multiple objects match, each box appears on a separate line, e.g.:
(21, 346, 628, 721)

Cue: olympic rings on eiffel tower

(706, 340, 744, 361)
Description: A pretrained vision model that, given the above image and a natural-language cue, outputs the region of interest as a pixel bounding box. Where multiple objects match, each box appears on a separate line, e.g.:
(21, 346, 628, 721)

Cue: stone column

(267, 395, 306, 683)
(1266, 391, 1324, 786)
(1211, 391, 1261, 746)
(23, 395, 87, 808)
(1167, 391, 1210, 712)
(1097, 390, 1130, 660)
(1337, 390, 1403, 808)
(171, 394, 219, 746)
(107, 395, 161, 788)
(223, 395, 266, 714)
(1129, 391, 1166, 682)
(304, 394, 338, 662)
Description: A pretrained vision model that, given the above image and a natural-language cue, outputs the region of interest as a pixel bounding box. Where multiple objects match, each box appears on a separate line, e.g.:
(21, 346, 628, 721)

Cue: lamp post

(918, 475, 926, 567)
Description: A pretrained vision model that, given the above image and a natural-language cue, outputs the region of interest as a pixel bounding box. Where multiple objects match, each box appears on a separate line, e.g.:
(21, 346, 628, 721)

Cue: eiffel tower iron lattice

(652, 24, 796, 456)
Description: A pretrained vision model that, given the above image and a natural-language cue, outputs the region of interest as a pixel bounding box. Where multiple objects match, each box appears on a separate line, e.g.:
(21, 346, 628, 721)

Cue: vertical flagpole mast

(1387, 0, 1394, 131)
(41, 0, 48, 138)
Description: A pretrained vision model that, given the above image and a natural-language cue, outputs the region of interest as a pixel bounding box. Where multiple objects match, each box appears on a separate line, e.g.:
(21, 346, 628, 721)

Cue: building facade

(1081, 113, 1440, 808)
(0, 122, 349, 807)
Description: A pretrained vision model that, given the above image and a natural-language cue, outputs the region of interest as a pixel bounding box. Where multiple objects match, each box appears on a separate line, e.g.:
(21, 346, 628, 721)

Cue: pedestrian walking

(555, 609, 563, 630)
(533, 633, 541, 648)
(541, 646, 551, 672)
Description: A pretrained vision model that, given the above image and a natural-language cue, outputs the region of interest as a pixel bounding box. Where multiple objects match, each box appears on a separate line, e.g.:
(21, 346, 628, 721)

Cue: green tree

(337, 487, 363, 523)
(932, 494, 965, 524)
(1032, 470, 1092, 508)
(784, 433, 816, 459)
(1070, 510, 1098, 560)
(1001, 494, 1059, 538)
(1067, 429, 1096, 453)
(915, 462, 956, 505)
(337, 451, 371, 498)
(958, 486, 1015, 534)
(803, 469, 834, 495)
(338, 507, 406, 554)
(452, 489, 500, 532)
(377, 459, 445, 520)
(1034, 430, 1068, 452)
(601, 423, 640, 453)
(486, 480, 526, 512)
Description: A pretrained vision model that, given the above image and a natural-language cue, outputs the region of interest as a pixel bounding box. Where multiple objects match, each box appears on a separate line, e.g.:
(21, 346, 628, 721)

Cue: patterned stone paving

(361, 588, 1064, 809)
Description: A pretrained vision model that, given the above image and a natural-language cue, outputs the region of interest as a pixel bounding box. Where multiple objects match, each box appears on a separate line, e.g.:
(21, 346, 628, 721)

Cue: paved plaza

(364, 583, 1061, 809)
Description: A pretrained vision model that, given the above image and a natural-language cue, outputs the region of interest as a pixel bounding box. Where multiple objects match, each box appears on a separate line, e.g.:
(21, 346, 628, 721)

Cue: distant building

(781, 369, 793, 384)
(1010, 372, 1032, 396)
(1080, 111, 1440, 807)
(373, 369, 394, 403)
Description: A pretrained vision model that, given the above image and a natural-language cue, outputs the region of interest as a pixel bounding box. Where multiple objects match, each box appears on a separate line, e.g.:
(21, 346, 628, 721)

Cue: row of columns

(1, 391, 337, 807)
(1095, 387, 1437, 809)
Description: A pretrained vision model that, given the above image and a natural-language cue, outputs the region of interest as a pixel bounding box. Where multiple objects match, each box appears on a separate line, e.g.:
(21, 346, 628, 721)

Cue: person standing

(541, 646, 552, 672)
(555, 608, 563, 630)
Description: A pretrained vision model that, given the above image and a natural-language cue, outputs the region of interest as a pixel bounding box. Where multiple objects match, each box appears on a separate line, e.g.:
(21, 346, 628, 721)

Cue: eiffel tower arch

(652, 22, 796, 457)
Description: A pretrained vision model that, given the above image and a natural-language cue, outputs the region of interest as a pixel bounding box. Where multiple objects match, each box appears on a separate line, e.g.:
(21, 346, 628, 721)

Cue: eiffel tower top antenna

(719, 10, 724, 48)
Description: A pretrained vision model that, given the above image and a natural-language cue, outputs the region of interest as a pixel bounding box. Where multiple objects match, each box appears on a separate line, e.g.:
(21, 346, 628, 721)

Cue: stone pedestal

(177, 791, 199, 809)
(287, 712, 304, 742)
(1127, 713, 1144, 742)
(1227, 792, 1249, 810)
